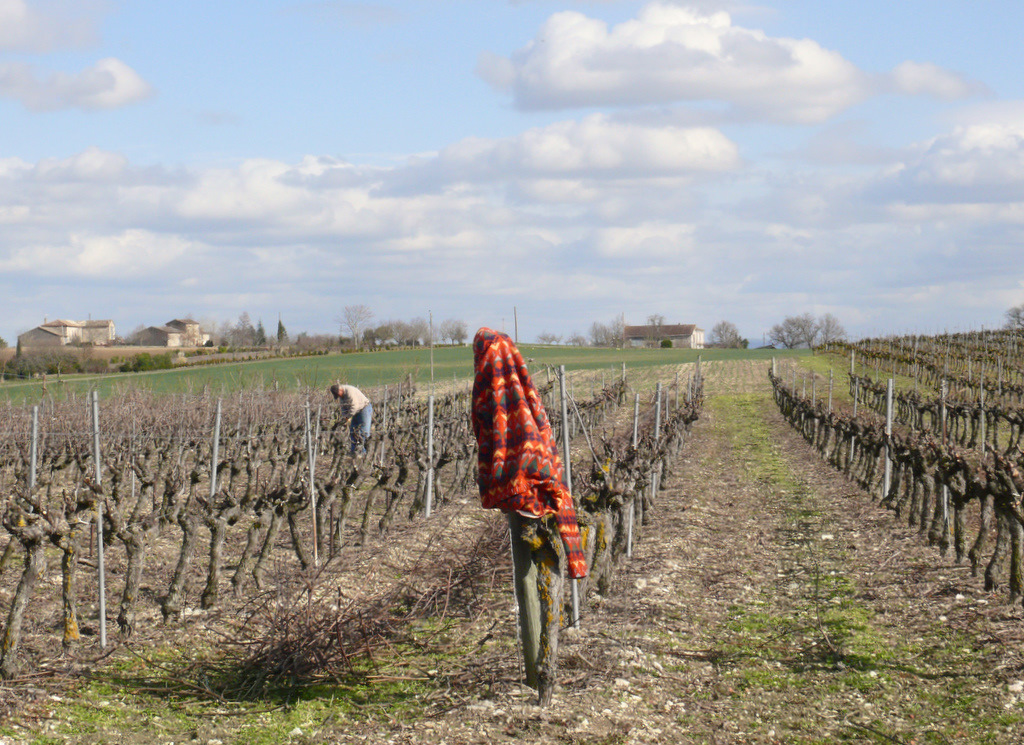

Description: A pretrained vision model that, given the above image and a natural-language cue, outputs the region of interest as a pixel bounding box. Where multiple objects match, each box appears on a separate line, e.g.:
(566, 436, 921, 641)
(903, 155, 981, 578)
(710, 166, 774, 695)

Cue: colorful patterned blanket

(471, 327, 588, 579)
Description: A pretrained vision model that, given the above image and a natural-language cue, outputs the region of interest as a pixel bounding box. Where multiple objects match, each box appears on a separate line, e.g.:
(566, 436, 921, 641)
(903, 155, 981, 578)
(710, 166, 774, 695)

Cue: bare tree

(537, 332, 562, 345)
(449, 320, 468, 345)
(609, 315, 625, 348)
(709, 320, 743, 348)
(229, 312, 256, 347)
(392, 320, 414, 347)
(407, 317, 430, 347)
(817, 313, 846, 344)
(646, 314, 665, 345)
(341, 305, 374, 350)
(769, 313, 818, 349)
(439, 318, 468, 345)
(567, 332, 587, 346)
(589, 316, 626, 347)
(372, 319, 399, 347)
(1006, 304, 1024, 330)
(215, 319, 233, 347)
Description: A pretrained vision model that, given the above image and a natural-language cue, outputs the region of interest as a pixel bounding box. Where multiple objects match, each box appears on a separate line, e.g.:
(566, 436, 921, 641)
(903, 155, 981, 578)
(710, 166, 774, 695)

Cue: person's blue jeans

(350, 403, 372, 454)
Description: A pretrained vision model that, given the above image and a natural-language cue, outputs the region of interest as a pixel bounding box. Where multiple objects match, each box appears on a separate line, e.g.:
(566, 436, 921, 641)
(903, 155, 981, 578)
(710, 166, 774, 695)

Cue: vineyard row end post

(424, 393, 435, 518)
(940, 380, 949, 530)
(653, 382, 662, 499)
(558, 366, 580, 630)
(507, 511, 541, 689)
(91, 390, 107, 650)
(882, 378, 893, 502)
(304, 402, 319, 566)
(29, 406, 38, 494)
(627, 392, 640, 559)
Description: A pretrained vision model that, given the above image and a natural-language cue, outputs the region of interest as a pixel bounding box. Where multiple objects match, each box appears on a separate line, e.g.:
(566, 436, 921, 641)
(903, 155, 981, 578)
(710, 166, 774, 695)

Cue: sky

(2, 0, 1024, 346)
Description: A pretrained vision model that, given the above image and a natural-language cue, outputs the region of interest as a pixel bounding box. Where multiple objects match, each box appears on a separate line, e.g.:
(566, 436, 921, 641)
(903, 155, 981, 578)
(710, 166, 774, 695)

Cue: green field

(0, 345, 805, 403)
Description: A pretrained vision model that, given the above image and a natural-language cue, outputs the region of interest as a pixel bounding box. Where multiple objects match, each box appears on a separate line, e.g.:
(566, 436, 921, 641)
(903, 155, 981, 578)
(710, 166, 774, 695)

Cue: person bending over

(330, 383, 372, 454)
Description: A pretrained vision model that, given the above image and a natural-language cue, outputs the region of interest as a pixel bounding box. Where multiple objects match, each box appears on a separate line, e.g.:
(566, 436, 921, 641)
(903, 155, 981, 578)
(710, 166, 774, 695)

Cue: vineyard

(2, 345, 1024, 743)
(0, 362, 703, 699)
(774, 331, 1024, 606)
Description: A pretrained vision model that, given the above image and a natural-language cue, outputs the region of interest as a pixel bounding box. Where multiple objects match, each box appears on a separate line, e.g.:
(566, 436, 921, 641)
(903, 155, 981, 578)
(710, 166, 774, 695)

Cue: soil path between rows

(415, 376, 1024, 744)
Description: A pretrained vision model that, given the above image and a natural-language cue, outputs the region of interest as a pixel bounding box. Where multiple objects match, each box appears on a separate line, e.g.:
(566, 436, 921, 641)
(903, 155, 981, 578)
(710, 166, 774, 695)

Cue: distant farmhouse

(624, 323, 704, 349)
(17, 318, 116, 348)
(136, 319, 210, 347)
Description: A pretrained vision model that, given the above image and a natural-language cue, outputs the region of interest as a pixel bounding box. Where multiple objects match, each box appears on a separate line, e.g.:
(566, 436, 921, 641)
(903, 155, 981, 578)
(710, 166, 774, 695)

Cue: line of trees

(768, 312, 846, 349)
(537, 316, 625, 348)
(339, 305, 469, 350)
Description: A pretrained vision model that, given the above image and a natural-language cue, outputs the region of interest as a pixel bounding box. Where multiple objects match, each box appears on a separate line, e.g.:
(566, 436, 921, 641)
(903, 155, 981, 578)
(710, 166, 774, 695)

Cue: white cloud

(34, 146, 130, 181)
(478, 3, 869, 122)
(886, 61, 985, 99)
(0, 57, 153, 111)
(177, 159, 315, 222)
(877, 122, 1024, 208)
(479, 3, 982, 124)
(592, 222, 695, 258)
(1, 118, 1021, 344)
(0, 230, 195, 278)
(0, 0, 97, 52)
(409, 114, 740, 188)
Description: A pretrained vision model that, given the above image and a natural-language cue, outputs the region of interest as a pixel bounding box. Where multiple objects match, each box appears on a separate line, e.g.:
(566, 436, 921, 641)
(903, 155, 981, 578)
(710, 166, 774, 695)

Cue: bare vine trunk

(1, 531, 46, 679)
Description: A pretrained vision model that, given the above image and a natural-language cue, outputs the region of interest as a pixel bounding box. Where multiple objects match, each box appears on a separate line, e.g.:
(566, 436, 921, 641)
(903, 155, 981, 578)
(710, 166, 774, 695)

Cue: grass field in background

(0, 345, 807, 404)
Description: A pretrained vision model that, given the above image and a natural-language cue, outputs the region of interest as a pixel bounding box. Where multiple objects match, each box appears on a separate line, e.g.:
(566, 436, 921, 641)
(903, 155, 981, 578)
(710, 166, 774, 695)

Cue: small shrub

(120, 352, 175, 373)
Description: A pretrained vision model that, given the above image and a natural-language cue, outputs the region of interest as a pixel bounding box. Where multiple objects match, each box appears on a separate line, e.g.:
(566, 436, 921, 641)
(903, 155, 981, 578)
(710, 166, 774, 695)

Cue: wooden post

(882, 379, 893, 501)
(379, 386, 388, 466)
(424, 394, 435, 517)
(558, 366, 579, 629)
(29, 406, 38, 495)
(508, 512, 541, 689)
(305, 402, 319, 565)
(651, 382, 662, 501)
(91, 391, 107, 650)
(941, 380, 949, 537)
(627, 392, 640, 559)
(979, 365, 987, 452)
(508, 513, 563, 705)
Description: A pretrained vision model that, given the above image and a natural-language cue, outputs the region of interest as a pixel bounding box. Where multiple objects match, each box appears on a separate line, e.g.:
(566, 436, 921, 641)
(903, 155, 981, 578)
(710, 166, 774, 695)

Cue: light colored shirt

(337, 384, 370, 418)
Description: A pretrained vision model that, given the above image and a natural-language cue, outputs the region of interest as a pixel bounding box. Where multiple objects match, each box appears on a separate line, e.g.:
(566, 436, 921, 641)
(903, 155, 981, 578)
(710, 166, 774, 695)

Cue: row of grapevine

(771, 361, 1024, 606)
(0, 365, 704, 685)
(823, 330, 1024, 404)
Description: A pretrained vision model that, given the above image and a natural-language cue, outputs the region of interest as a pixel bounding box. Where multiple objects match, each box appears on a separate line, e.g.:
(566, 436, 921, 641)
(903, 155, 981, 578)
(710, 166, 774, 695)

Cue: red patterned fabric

(471, 327, 588, 579)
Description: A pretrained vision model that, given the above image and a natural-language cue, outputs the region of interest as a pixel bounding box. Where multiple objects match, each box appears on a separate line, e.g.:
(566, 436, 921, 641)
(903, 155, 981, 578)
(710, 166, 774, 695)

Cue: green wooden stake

(508, 512, 541, 689)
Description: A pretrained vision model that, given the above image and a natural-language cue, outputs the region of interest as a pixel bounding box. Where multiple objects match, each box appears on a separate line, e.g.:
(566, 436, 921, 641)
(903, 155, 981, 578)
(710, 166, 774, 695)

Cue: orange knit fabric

(471, 327, 587, 579)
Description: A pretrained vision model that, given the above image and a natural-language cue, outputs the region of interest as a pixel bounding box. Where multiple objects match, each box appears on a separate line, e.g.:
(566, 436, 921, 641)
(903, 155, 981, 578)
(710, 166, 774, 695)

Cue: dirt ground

(358, 359, 1024, 744)
(3, 359, 1024, 743)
